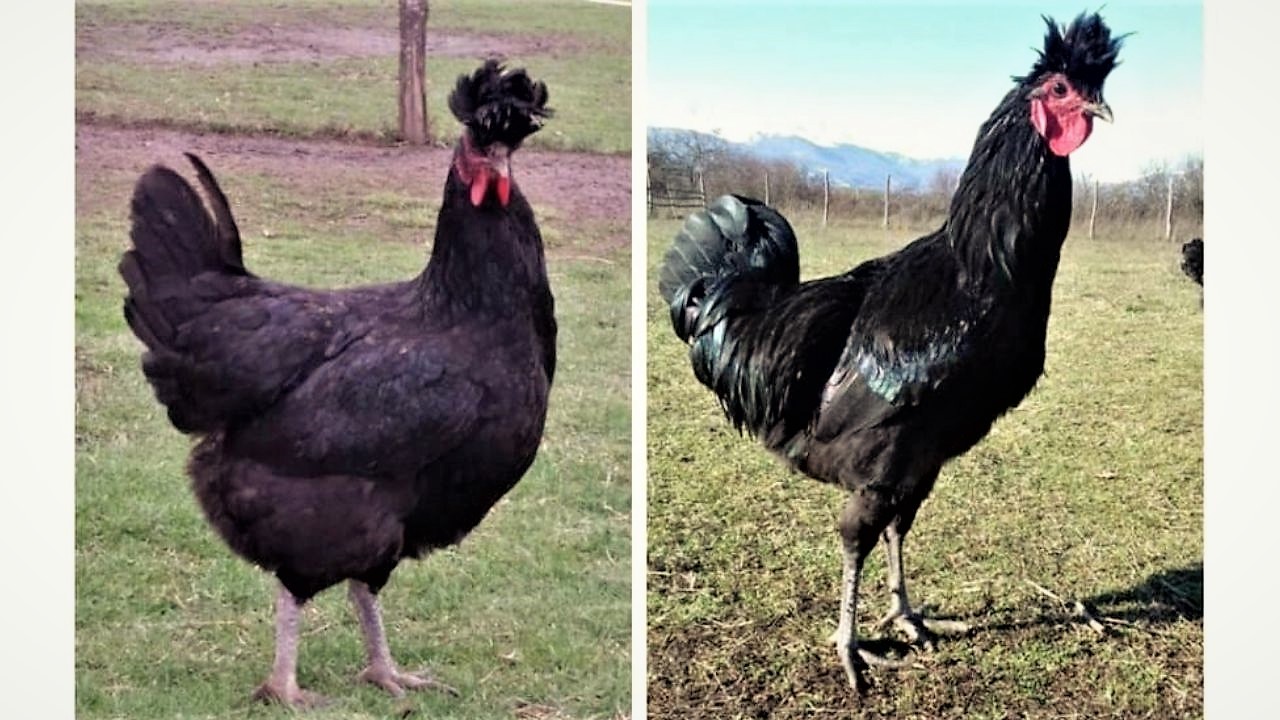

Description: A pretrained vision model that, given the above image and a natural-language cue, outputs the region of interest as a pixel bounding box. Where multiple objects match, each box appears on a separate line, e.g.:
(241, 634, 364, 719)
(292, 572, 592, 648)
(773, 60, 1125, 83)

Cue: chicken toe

(874, 610, 971, 651)
(252, 681, 329, 708)
(358, 664, 459, 698)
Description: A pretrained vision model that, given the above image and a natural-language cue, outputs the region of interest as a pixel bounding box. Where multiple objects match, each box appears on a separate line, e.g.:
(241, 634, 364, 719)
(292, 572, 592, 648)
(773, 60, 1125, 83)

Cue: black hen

(659, 14, 1122, 693)
(119, 60, 555, 706)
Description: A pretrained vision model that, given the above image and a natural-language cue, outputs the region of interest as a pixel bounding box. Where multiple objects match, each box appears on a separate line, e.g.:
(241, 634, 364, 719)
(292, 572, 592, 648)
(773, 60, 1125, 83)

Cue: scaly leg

(830, 537, 917, 694)
(252, 584, 328, 707)
(873, 523, 969, 649)
(348, 580, 459, 698)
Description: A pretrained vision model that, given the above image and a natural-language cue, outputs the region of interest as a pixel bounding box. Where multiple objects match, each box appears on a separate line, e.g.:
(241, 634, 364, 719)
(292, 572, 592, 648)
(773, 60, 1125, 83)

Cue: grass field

(75, 1, 630, 718)
(76, 0, 631, 153)
(646, 214, 1204, 718)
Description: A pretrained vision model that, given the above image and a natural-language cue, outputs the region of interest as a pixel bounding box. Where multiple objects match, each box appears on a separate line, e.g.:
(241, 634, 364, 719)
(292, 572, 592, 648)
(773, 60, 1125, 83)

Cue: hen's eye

(1052, 81, 1068, 97)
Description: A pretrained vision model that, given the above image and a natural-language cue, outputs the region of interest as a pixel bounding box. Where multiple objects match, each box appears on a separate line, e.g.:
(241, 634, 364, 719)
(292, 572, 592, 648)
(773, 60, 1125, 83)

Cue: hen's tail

(449, 59, 552, 150)
(118, 153, 248, 355)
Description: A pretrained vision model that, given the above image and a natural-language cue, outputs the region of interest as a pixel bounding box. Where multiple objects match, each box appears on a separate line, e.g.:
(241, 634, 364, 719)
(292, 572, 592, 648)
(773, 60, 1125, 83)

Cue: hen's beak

(1084, 100, 1114, 123)
(488, 144, 513, 207)
(488, 143, 512, 178)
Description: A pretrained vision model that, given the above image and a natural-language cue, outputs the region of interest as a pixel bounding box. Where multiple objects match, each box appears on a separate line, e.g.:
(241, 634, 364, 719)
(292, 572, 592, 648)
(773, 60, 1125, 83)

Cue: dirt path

(76, 123, 630, 233)
(77, 23, 580, 66)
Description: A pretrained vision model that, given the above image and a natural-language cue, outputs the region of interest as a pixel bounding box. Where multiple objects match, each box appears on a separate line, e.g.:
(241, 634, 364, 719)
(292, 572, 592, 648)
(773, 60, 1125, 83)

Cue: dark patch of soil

(647, 565, 1204, 718)
(75, 122, 629, 239)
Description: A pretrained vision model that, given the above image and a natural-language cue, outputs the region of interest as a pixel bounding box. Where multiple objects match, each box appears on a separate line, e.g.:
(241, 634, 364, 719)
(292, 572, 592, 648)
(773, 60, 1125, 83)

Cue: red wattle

(1048, 114, 1092, 156)
(496, 176, 511, 206)
(1030, 97, 1094, 157)
(470, 167, 489, 206)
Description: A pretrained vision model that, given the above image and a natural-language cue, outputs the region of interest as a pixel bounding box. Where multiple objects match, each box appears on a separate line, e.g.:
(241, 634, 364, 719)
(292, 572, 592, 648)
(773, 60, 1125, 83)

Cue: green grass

(75, 0, 631, 153)
(75, 169, 630, 717)
(646, 214, 1203, 718)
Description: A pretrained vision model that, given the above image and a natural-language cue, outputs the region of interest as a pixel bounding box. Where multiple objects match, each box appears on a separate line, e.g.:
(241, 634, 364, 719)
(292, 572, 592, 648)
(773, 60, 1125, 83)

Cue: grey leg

(348, 580, 459, 698)
(832, 537, 872, 693)
(252, 585, 327, 707)
(873, 523, 970, 648)
(829, 537, 916, 694)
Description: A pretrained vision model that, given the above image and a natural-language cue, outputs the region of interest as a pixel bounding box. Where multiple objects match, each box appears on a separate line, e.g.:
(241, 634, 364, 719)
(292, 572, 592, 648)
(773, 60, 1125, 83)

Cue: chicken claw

(252, 681, 330, 709)
(874, 610, 971, 651)
(358, 665, 459, 698)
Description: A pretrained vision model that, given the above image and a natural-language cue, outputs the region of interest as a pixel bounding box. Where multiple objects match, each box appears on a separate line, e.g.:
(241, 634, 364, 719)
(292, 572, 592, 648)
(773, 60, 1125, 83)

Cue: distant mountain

(648, 127, 965, 192)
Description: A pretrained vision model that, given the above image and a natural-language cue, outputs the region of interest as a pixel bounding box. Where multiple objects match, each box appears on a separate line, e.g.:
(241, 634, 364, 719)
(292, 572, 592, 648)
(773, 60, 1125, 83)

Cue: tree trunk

(398, 0, 429, 145)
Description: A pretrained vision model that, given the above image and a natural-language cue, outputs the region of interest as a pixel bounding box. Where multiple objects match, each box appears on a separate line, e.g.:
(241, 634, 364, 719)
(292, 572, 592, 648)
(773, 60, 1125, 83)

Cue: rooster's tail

(658, 194, 800, 343)
(1180, 237, 1203, 286)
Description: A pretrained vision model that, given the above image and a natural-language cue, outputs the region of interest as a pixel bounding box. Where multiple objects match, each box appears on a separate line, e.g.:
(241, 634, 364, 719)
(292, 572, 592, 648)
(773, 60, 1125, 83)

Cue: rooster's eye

(1052, 81, 1068, 97)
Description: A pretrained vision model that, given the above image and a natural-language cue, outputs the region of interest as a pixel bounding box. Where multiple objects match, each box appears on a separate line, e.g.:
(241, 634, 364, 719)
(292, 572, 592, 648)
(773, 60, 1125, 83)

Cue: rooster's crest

(1018, 12, 1126, 96)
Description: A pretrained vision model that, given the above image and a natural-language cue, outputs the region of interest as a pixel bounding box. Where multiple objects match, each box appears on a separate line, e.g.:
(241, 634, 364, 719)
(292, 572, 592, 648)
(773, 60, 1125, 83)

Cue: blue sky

(647, 1, 1203, 182)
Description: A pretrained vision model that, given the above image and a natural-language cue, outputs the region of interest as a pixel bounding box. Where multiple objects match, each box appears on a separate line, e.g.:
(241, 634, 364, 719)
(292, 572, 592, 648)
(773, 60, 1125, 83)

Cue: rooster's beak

(1084, 101, 1114, 123)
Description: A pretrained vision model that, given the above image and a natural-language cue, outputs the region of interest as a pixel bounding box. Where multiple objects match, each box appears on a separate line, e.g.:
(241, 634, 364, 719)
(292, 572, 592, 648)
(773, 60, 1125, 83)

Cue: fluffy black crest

(1018, 12, 1125, 96)
(448, 59, 552, 149)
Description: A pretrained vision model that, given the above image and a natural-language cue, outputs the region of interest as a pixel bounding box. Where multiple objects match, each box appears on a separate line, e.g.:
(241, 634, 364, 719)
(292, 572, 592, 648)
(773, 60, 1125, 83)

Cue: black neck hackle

(946, 12, 1123, 291)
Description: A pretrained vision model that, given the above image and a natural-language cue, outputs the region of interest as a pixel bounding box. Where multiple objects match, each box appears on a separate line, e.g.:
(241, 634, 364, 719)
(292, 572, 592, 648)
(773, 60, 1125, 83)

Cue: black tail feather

(119, 155, 247, 354)
(448, 59, 552, 149)
(660, 195, 857, 445)
(184, 152, 245, 273)
(658, 195, 800, 342)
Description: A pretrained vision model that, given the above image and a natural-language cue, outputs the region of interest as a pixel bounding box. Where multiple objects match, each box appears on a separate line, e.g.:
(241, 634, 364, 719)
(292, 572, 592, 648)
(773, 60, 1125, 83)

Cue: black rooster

(658, 14, 1122, 693)
(1181, 237, 1203, 286)
(119, 61, 555, 706)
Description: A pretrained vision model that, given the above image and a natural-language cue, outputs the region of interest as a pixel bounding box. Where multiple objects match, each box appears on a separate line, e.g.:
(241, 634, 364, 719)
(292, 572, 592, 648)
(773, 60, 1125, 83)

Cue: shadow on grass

(1086, 561, 1203, 622)
(958, 562, 1204, 640)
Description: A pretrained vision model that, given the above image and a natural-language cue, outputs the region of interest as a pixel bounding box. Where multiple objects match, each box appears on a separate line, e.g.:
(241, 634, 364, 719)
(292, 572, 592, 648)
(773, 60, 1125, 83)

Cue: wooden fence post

(822, 170, 830, 227)
(646, 166, 652, 216)
(1089, 178, 1099, 239)
(882, 174, 891, 229)
(1164, 174, 1175, 241)
(697, 171, 706, 206)
(764, 170, 770, 206)
(397, 0, 429, 145)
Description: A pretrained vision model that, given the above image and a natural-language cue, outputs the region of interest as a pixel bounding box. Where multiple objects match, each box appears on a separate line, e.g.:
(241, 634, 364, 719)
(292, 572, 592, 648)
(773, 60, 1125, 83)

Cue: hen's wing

(128, 271, 374, 433)
(224, 325, 487, 479)
(145, 274, 486, 478)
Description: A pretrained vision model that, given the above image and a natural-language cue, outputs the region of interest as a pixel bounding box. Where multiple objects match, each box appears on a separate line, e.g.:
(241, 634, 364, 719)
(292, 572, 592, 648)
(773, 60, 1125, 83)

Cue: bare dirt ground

(77, 23, 578, 66)
(76, 123, 630, 250)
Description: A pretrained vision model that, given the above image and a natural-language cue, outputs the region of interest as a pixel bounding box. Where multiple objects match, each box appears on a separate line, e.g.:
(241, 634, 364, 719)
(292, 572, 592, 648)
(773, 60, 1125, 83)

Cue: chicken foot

(872, 524, 970, 650)
(829, 538, 921, 694)
(252, 585, 329, 708)
(348, 580, 459, 698)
